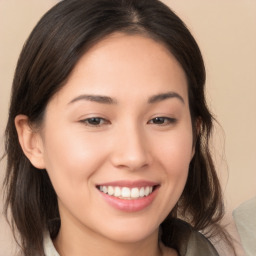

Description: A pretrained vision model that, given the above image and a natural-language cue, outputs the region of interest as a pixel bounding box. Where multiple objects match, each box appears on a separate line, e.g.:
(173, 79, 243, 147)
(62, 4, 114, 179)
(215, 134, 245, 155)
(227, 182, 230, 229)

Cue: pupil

(89, 118, 100, 124)
(154, 117, 164, 124)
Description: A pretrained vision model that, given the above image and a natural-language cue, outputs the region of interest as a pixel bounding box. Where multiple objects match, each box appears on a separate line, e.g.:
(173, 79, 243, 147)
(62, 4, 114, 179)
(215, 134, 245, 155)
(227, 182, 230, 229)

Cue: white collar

(43, 232, 60, 256)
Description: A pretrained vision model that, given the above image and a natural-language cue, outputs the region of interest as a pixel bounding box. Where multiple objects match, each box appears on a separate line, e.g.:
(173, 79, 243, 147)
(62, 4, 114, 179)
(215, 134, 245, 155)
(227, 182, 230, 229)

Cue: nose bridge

(111, 121, 151, 170)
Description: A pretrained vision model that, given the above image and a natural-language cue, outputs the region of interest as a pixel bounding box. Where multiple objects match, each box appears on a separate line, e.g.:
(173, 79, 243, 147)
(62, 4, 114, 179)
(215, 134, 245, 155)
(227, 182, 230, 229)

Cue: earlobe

(15, 115, 46, 169)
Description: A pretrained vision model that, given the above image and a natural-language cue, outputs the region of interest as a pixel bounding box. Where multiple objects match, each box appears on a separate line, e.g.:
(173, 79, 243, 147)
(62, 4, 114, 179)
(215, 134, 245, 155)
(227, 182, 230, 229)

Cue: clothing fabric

(176, 228, 219, 256)
(43, 220, 219, 256)
(43, 232, 59, 256)
(233, 197, 256, 256)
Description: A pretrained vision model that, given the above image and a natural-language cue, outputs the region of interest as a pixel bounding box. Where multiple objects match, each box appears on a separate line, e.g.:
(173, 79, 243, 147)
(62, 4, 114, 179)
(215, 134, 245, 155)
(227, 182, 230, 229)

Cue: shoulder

(161, 219, 219, 256)
(180, 228, 219, 256)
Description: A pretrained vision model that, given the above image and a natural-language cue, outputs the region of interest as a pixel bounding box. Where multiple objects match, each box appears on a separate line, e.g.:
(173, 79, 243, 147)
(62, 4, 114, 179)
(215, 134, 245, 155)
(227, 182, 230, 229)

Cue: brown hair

(3, 0, 233, 255)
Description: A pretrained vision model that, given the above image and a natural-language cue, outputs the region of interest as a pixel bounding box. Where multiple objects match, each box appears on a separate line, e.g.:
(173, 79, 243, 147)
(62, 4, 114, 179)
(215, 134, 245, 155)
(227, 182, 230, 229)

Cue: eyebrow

(148, 92, 184, 104)
(68, 91, 184, 105)
(68, 94, 117, 105)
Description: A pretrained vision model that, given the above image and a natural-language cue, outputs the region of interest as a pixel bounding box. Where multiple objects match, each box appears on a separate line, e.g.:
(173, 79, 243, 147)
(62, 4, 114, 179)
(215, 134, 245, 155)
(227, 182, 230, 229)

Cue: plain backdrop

(0, 1, 255, 255)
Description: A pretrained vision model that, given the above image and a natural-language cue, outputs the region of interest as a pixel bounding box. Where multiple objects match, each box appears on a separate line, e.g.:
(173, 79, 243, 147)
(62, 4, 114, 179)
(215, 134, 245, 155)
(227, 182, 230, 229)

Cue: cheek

(159, 126, 193, 169)
(42, 127, 108, 190)
(157, 126, 193, 193)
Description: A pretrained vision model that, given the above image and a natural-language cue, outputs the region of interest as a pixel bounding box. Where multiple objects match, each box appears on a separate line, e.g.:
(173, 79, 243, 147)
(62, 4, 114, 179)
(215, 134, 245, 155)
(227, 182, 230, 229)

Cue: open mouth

(96, 185, 159, 200)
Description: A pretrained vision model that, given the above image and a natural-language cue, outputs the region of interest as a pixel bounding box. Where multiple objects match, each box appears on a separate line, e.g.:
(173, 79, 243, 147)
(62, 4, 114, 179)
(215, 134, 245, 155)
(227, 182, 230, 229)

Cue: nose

(110, 124, 152, 171)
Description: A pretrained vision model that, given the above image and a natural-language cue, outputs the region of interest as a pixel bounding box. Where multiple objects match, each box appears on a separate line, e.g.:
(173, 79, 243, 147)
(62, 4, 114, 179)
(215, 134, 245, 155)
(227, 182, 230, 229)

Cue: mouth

(96, 181, 160, 212)
(96, 185, 159, 200)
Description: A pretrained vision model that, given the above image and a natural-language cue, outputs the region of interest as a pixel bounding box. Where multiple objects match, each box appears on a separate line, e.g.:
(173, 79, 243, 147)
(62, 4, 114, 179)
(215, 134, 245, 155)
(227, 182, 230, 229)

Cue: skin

(16, 33, 194, 256)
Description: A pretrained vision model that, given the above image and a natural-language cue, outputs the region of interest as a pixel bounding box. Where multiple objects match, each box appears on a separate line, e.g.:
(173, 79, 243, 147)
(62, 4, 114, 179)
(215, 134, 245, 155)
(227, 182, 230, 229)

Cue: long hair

(3, 0, 231, 255)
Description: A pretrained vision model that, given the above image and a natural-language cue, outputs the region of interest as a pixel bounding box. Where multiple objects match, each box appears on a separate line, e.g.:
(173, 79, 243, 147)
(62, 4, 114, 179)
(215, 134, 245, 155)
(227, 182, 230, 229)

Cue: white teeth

(114, 187, 121, 197)
(108, 186, 114, 196)
(139, 187, 145, 197)
(102, 186, 107, 193)
(131, 188, 139, 198)
(121, 187, 131, 198)
(145, 186, 150, 196)
(99, 185, 154, 199)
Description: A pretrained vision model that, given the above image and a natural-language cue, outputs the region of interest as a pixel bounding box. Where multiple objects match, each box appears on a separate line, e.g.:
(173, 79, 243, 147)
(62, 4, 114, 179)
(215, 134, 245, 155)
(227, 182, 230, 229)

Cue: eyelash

(147, 117, 177, 126)
(80, 116, 177, 127)
(80, 117, 110, 127)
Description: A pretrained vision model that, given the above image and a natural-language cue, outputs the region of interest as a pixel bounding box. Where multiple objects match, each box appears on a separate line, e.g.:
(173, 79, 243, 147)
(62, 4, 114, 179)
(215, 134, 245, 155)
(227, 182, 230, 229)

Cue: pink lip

(96, 181, 160, 212)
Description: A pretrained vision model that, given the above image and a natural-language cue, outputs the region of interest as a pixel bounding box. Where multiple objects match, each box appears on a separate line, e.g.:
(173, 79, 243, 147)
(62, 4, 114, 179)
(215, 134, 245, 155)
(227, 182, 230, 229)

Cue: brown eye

(81, 117, 110, 126)
(148, 117, 177, 125)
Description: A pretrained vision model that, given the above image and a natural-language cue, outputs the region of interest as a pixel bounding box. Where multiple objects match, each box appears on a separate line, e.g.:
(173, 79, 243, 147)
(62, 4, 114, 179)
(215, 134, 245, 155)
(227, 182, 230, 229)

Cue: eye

(148, 117, 177, 126)
(80, 117, 110, 127)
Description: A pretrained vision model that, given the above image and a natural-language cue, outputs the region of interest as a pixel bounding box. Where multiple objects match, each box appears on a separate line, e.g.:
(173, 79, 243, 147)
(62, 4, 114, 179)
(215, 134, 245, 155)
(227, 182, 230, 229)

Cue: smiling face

(35, 33, 194, 249)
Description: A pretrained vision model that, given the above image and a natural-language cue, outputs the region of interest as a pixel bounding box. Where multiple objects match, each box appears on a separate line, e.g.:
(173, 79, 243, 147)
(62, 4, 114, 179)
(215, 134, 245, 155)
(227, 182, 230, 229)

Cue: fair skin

(16, 33, 194, 256)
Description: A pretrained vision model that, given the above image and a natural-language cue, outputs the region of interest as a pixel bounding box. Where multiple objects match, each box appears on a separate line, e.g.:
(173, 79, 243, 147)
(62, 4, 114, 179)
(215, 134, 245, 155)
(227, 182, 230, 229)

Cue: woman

(3, 0, 234, 255)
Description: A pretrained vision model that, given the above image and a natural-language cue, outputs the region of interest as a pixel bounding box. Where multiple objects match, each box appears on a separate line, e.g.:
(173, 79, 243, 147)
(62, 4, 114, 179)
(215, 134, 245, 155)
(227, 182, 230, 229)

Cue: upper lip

(96, 180, 159, 188)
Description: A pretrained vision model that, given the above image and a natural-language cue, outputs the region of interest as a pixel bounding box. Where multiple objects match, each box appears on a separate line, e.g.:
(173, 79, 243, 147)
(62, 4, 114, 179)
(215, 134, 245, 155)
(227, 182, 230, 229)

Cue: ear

(15, 115, 46, 169)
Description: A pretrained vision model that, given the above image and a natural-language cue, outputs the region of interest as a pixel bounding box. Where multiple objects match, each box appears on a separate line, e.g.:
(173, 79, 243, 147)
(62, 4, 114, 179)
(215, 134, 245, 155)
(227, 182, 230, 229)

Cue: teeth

(108, 186, 114, 196)
(102, 186, 107, 193)
(131, 188, 139, 198)
(99, 185, 154, 199)
(139, 187, 145, 197)
(145, 186, 150, 196)
(122, 187, 130, 198)
(114, 187, 121, 197)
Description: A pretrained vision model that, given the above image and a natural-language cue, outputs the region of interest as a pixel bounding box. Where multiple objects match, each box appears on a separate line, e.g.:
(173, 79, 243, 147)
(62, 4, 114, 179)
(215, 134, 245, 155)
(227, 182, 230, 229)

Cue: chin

(98, 218, 160, 244)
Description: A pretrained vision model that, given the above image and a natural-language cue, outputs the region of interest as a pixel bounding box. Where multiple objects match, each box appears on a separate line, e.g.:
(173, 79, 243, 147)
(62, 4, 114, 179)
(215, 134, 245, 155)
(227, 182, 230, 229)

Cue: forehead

(51, 32, 188, 105)
(74, 32, 183, 76)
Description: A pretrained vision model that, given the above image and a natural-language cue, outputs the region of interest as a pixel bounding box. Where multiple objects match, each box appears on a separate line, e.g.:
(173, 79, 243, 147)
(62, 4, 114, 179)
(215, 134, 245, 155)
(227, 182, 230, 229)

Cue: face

(38, 33, 194, 244)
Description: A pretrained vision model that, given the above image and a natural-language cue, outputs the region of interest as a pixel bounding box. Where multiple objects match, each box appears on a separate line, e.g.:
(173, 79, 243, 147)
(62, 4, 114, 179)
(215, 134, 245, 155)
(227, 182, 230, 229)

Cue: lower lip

(98, 187, 159, 212)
